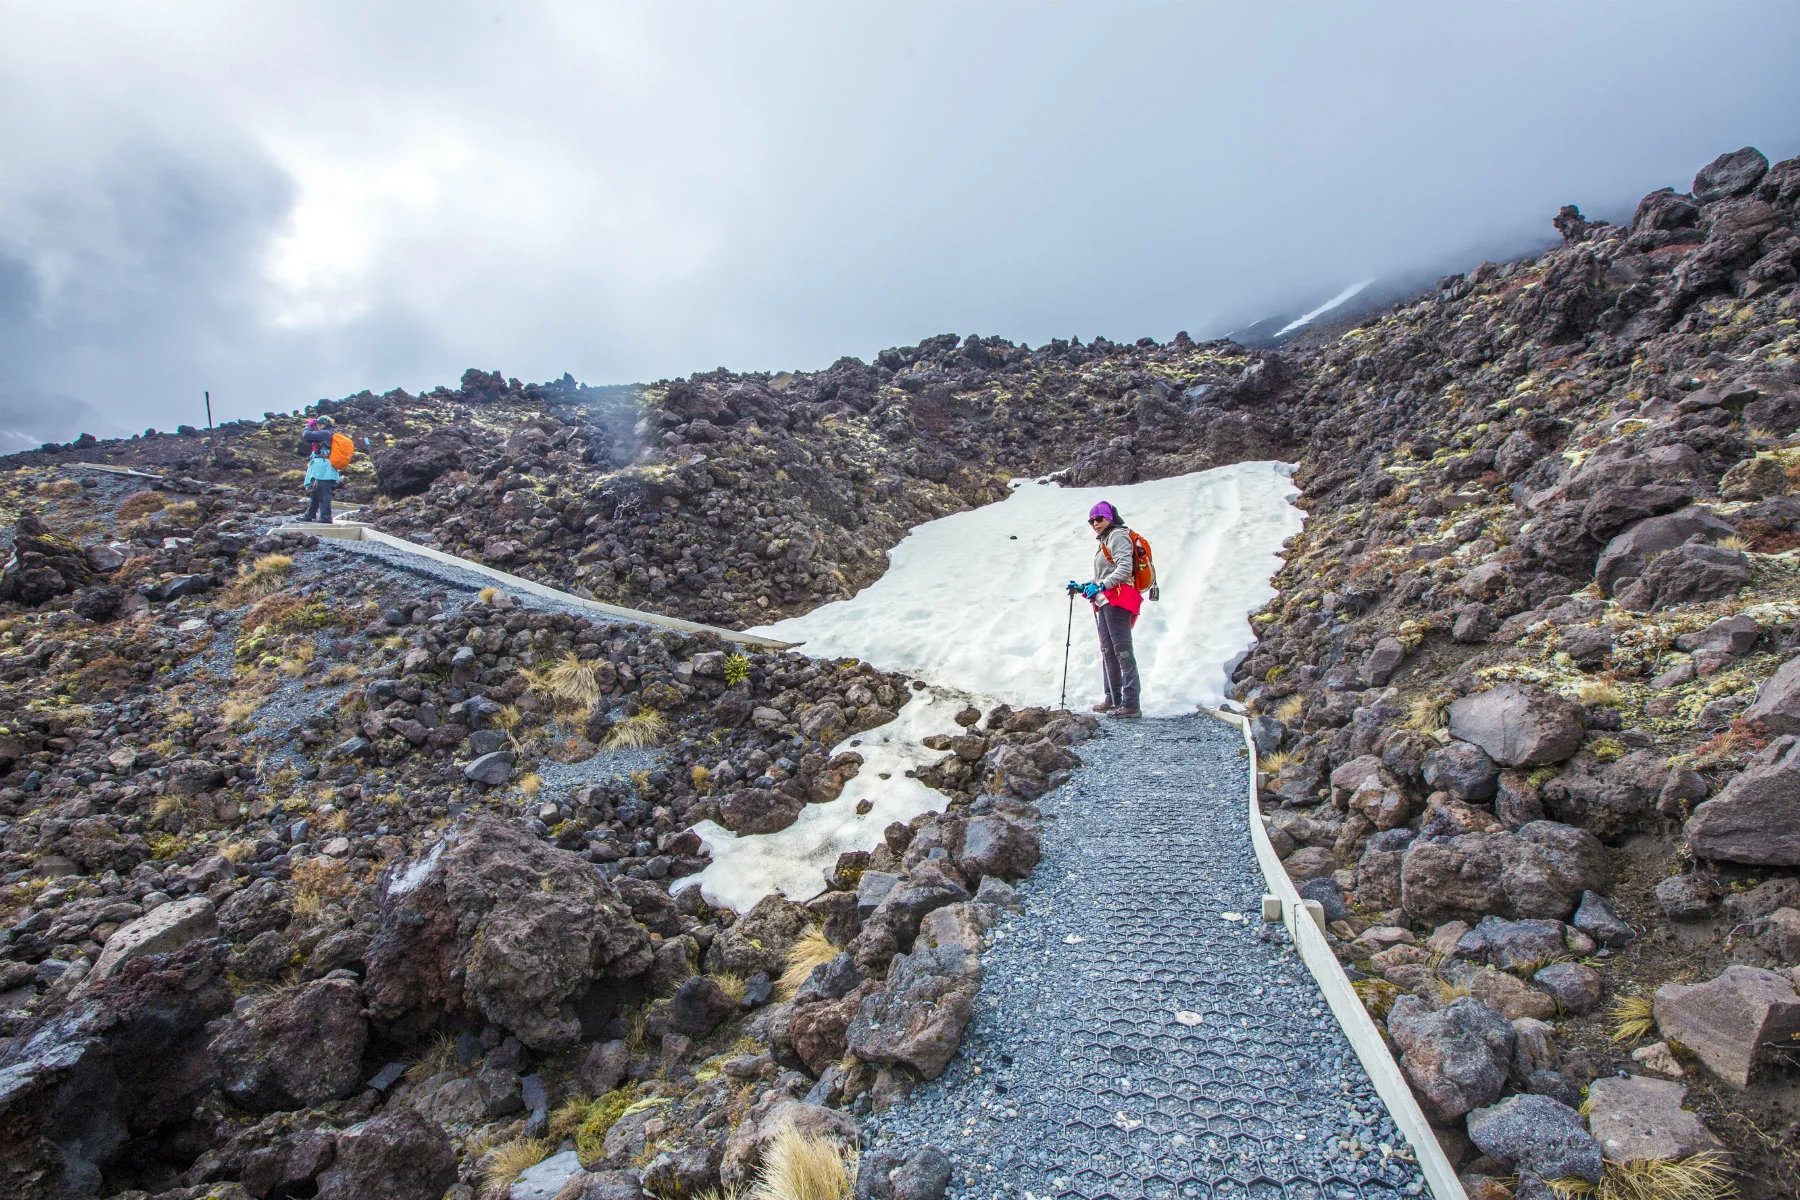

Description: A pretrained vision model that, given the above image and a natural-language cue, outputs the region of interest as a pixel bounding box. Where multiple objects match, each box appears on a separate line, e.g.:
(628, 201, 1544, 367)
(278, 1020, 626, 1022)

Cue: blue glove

(1065, 580, 1082, 595)
(1081, 582, 1101, 600)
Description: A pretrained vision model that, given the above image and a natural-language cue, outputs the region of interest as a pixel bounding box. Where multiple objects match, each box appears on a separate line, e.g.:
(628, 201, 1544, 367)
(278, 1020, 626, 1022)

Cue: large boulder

(77, 896, 217, 994)
(848, 944, 982, 1081)
(1466, 1095, 1602, 1184)
(0, 513, 97, 605)
(1653, 964, 1800, 1088)
(374, 429, 470, 498)
(1422, 741, 1499, 801)
(1594, 507, 1733, 595)
(0, 942, 232, 1199)
(211, 975, 369, 1112)
(1585, 1076, 1721, 1164)
(1693, 146, 1770, 203)
(1684, 738, 1800, 865)
(954, 814, 1040, 883)
(364, 814, 653, 1050)
(1386, 995, 1515, 1123)
(315, 1110, 458, 1200)
(1448, 684, 1584, 768)
(1743, 655, 1800, 735)
(1400, 821, 1607, 925)
(1615, 542, 1750, 611)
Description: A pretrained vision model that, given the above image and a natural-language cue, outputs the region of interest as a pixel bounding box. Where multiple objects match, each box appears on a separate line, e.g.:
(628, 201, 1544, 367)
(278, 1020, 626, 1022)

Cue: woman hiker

(303, 442, 341, 524)
(1068, 500, 1143, 717)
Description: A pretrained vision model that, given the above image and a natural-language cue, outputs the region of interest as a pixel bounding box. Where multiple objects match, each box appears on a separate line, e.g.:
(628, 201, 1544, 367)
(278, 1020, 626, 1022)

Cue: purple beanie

(1088, 501, 1117, 523)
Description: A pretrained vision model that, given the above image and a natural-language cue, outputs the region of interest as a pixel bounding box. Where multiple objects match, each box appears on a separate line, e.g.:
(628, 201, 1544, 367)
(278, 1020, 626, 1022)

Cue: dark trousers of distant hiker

(1096, 605, 1140, 711)
(304, 479, 335, 523)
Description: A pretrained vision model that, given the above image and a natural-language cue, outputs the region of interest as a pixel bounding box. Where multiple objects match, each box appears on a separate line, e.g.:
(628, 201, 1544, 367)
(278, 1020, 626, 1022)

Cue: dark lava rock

(364, 813, 652, 1050)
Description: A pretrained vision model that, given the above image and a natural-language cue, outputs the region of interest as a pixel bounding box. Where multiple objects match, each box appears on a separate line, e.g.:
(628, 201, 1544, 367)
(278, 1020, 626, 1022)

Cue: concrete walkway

(864, 715, 1429, 1199)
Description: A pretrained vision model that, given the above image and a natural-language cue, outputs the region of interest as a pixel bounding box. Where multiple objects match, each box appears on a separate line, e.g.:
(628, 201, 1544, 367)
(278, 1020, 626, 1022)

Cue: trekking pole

(1059, 589, 1075, 709)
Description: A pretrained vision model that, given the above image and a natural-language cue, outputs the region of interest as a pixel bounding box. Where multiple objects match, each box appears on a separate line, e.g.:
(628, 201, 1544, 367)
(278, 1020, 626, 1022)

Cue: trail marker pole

(1059, 590, 1075, 709)
(204, 390, 213, 430)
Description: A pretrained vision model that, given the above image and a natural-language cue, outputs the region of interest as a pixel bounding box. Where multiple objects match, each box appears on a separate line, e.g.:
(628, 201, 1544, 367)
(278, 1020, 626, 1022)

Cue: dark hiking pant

(1096, 603, 1140, 710)
(304, 479, 335, 523)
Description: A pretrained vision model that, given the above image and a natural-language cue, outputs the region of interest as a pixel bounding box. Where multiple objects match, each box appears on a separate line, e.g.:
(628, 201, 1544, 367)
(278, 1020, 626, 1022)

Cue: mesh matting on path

(864, 715, 1429, 1200)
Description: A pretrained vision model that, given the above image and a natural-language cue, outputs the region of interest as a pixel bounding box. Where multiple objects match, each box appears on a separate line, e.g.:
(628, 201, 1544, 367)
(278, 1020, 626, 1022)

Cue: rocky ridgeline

(1231, 145, 1800, 1196)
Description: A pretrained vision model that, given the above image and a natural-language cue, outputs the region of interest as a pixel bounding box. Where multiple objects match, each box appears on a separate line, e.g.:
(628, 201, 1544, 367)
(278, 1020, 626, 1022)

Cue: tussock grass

(605, 710, 667, 751)
(220, 693, 263, 729)
(404, 1031, 457, 1084)
(1272, 694, 1305, 723)
(1548, 1153, 1737, 1200)
(517, 772, 542, 799)
(36, 478, 83, 498)
(1258, 749, 1296, 775)
(1576, 679, 1624, 708)
(1608, 994, 1657, 1044)
(117, 490, 168, 521)
(750, 1122, 856, 1200)
(1716, 534, 1751, 553)
(520, 652, 604, 711)
(1403, 694, 1448, 733)
(229, 553, 295, 600)
(479, 1137, 549, 1193)
(478, 586, 500, 604)
(777, 928, 840, 1000)
(561, 1084, 641, 1165)
(714, 971, 750, 1003)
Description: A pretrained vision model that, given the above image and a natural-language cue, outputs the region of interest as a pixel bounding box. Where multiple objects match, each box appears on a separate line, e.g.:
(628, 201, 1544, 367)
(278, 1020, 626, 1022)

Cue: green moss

(1588, 736, 1625, 764)
(147, 832, 188, 860)
(574, 1085, 641, 1165)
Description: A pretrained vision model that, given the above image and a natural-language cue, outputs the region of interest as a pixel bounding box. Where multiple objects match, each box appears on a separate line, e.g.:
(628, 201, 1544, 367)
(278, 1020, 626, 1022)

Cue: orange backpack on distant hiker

(328, 432, 355, 471)
(1101, 528, 1158, 598)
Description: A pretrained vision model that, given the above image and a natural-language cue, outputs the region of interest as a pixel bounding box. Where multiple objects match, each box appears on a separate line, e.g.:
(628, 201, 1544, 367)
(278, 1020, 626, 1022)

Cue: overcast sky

(3, 1, 1798, 451)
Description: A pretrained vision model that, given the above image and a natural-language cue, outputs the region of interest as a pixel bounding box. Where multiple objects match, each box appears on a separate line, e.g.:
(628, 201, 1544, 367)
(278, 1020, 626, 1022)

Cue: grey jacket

(1092, 526, 1135, 591)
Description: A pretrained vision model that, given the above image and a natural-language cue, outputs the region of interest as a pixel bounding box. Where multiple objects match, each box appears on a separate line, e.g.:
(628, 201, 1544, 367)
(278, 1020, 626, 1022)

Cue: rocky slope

(2, 140, 1798, 1198)
(1233, 144, 1800, 1198)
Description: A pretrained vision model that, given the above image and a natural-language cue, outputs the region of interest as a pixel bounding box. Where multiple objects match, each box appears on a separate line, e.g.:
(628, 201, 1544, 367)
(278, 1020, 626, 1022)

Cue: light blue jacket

(304, 454, 341, 485)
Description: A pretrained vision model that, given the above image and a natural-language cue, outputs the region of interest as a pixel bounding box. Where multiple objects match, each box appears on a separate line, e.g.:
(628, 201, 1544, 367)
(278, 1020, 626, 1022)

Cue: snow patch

(753, 461, 1304, 717)
(1275, 279, 1376, 337)
(680, 461, 1304, 908)
(387, 837, 446, 897)
(676, 686, 975, 911)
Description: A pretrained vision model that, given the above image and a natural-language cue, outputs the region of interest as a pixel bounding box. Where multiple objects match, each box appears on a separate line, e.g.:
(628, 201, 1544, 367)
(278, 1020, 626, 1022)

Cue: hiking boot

(1090, 702, 1115, 713)
(1111, 706, 1142, 718)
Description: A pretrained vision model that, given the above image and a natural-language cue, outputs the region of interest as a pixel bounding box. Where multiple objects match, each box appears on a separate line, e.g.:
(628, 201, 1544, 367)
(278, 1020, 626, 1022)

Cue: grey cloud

(2, 1, 1798, 448)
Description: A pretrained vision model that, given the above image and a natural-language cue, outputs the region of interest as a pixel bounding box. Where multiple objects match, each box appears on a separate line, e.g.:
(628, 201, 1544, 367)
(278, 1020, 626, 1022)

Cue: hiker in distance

(1066, 500, 1150, 717)
(303, 441, 341, 524)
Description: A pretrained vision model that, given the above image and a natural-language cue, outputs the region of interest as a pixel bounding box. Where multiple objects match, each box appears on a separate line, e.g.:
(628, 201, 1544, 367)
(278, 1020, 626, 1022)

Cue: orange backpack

(328, 432, 355, 471)
(1101, 528, 1157, 596)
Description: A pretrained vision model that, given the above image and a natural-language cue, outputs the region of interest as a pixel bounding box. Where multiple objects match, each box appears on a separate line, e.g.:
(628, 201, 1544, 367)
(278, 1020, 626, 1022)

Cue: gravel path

(864, 715, 1428, 1200)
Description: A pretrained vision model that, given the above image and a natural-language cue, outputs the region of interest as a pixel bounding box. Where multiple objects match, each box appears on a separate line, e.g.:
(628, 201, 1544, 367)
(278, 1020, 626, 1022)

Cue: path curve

(865, 715, 1430, 1199)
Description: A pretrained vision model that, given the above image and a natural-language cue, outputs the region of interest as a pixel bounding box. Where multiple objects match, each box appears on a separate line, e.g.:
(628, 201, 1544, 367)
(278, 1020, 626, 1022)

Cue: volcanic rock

(1684, 738, 1800, 865)
(1447, 684, 1584, 767)
(364, 813, 652, 1049)
(1653, 964, 1800, 1088)
(1585, 1075, 1721, 1164)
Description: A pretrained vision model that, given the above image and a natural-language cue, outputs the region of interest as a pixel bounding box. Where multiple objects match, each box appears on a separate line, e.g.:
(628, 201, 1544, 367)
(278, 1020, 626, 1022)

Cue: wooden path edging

(286, 521, 800, 651)
(1207, 707, 1469, 1200)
